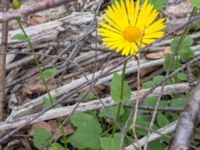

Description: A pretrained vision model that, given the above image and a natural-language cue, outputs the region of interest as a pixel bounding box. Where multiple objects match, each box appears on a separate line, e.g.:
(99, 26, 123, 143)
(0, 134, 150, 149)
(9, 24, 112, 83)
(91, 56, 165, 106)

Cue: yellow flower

(98, 0, 166, 56)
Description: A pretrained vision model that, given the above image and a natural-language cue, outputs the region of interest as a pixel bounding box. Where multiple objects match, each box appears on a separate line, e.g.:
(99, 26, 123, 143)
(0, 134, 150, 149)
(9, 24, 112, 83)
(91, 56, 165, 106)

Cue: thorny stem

(17, 19, 68, 149)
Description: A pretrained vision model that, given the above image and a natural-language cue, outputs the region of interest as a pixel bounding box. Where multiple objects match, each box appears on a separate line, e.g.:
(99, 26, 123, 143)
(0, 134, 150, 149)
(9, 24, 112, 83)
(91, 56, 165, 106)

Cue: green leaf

(179, 47, 194, 61)
(100, 133, 120, 150)
(191, 0, 200, 8)
(144, 97, 157, 106)
(33, 127, 52, 150)
(99, 105, 124, 118)
(78, 92, 97, 101)
(69, 112, 102, 149)
(11, 33, 31, 41)
(170, 35, 194, 61)
(148, 140, 166, 150)
(163, 54, 180, 72)
(136, 115, 151, 136)
(157, 113, 169, 127)
(196, 20, 200, 28)
(171, 36, 193, 51)
(171, 98, 187, 107)
(111, 73, 131, 102)
(149, 0, 166, 10)
(160, 100, 169, 107)
(177, 73, 187, 81)
(143, 75, 164, 89)
(49, 143, 65, 150)
(40, 68, 58, 79)
(143, 81, 154, 89)
(153, 75, 165, 84)
(42, 97, 62, 109)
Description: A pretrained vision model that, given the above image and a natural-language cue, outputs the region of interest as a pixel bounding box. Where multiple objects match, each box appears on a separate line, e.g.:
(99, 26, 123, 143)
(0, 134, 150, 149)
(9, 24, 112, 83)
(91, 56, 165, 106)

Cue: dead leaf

(140, 66, 161, 77)
(145, 48, 171, 60)
(29, 15, 47, 25)
(29, 122, 53, 136)
(22, 78, 56, 96)
(52, 125, 74, 140)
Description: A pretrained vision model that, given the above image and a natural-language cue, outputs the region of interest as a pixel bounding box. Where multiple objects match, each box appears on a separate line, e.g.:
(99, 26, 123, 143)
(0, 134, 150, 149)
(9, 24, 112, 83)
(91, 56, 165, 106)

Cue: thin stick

(0, 0, 9, 120)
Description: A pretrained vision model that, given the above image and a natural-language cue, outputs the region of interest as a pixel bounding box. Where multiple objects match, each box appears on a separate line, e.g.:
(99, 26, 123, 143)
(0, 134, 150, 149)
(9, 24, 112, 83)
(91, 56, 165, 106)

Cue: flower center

(122, 26, 141, 42)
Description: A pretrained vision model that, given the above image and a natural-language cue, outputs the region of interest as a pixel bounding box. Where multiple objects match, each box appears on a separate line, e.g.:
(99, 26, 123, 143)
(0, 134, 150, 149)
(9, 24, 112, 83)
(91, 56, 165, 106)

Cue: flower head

(98, 0, 166, 56)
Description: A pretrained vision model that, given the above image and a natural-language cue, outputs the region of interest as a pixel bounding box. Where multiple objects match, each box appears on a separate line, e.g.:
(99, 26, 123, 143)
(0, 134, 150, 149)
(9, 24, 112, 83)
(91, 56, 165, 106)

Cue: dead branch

(125, 121, 177, 150)
(1, 0, 73, 22)
(0, 82, 191, 132)
(169, 83, 200, 150)
(0, 1, 9, 120)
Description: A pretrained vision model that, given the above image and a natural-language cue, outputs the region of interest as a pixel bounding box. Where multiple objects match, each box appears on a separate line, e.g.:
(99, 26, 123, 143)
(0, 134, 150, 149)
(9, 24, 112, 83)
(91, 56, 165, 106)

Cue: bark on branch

(169, 83, 200, 150)
(1, 0, 72, 22)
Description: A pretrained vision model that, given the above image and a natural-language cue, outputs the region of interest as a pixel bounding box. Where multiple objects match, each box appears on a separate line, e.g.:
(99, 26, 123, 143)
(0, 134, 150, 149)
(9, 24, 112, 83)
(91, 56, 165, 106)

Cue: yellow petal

(144, 31, 164, 39)
(145, 18, 166, 34)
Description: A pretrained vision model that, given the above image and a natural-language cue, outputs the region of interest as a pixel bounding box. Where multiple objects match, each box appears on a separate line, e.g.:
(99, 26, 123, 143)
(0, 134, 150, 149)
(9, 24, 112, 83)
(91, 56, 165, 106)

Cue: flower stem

(17, 19, 67, 149)
(112, 60, 128, 136)
(116, 60, 127, 121)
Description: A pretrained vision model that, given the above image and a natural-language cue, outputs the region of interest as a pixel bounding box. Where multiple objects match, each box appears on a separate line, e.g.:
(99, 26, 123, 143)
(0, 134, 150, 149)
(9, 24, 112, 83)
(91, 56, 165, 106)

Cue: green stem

(116, 60, 128, 121)
(112, 60, 128, 136)
(17, 19, 67, 149)
(17, 19, 53, 103)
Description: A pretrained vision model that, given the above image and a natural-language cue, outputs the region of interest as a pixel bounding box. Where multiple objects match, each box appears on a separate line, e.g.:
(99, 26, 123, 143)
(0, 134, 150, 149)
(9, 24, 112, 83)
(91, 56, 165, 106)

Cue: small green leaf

(157, 113, 169, 127)
(42, 97, 62, 109)
(171, 36, 193, 52)
(49, 143, 65, 150)
(153, 75, 165, 83)
(40, 68, 58, 79)
(171, 98, 187, 107)
(177, 73, 187, 81)
(191, 0, 200, 8)
(78, 92, 97, 101)
(111, 73, 131, 102)
(144, 97, 157, 106)
(33, 127, 52, 150)
(11, 33, 31, 41)
(160, 100, 169, 107)
(163, 54, 180, 72)
(136, 115, 151, 136)
(100, 133, 120, 150)
(148, 140, 166, 150)
(143, 81, 154, 89)
(99, 105, 124, 118)
(179, 47, 194, 61)
(143, 75, 164, 89)
(149, 0, 166, 10)
(196, 20, 200, 28)
(69, 112, 102, 149)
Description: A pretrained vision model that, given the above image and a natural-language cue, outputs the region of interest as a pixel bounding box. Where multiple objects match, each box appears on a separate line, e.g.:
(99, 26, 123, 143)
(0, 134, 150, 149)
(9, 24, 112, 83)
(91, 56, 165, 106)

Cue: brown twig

(169, 82, 200, 150)
(0, 1, 9, 120)
(1, 0, 72, 22)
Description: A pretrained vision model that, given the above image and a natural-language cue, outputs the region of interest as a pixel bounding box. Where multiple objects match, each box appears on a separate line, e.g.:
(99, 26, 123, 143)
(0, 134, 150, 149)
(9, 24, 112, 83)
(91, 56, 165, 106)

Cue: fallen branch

(169, 83, 200, 150)
(2, 82, 191, 131)
(7, 58, 163, 120)
(1, 0, 73, 22)
(125, 121, 177, 150)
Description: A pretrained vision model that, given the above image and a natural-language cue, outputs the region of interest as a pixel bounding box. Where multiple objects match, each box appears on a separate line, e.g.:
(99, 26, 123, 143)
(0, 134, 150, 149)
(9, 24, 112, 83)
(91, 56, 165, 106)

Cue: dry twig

(169, 83, 200, 150)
